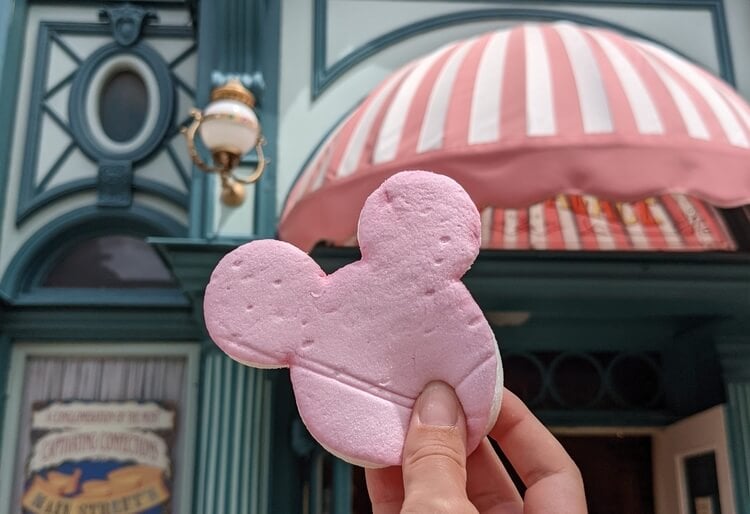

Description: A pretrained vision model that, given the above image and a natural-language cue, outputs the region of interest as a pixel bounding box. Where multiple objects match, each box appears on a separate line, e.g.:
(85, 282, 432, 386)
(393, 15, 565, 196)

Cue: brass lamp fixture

(182, 79, 266, 206)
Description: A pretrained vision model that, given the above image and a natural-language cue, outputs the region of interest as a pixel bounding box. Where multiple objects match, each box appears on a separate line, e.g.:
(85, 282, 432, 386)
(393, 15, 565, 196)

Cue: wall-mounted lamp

(182, 79, 266, 206)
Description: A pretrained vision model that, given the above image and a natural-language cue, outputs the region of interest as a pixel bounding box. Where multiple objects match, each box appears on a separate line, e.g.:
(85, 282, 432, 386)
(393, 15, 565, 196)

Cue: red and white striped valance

(337, 194, 735, 251)
(280, 22, 750, 251)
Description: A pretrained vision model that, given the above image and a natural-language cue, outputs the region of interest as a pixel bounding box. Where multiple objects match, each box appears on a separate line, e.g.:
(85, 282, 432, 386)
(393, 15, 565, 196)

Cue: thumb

(401, 381, 476, 514)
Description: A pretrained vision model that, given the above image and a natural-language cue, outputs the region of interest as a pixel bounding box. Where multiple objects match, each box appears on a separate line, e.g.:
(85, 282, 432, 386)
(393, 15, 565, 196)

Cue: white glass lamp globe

(199, 99, 260, 156)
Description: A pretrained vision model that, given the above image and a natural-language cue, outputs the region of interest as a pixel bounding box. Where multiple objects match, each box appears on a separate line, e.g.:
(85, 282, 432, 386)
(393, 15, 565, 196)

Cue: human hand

(365, 382, 587, 513)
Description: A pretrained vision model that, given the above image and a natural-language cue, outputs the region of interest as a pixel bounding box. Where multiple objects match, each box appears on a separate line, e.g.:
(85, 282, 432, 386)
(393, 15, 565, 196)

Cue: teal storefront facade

(1, 1, 750, 513)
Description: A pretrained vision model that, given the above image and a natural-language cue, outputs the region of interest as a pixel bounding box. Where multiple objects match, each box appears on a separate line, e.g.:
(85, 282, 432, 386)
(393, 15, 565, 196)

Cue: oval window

(98, 70, 149, 143)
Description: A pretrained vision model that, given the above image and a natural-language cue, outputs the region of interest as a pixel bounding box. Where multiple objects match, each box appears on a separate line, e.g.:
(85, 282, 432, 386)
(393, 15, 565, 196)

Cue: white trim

(0, 342, 200, 514)
(85, 55, 161, 153)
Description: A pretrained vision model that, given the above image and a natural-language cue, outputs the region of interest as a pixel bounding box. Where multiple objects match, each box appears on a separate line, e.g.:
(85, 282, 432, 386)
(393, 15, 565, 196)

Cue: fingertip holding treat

(204, 170, 503, 467)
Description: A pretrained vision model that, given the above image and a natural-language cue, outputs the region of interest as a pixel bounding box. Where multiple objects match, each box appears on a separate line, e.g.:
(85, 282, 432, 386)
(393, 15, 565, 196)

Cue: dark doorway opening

(558, 435, 655, 514)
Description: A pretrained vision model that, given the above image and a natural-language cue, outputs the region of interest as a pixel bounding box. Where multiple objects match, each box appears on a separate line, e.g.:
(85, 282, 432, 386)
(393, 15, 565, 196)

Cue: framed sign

(22, 401, 175, 513)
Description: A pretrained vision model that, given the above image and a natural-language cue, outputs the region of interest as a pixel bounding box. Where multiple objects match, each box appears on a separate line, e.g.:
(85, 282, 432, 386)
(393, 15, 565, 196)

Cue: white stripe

(619, 203, 650, 249)
(675, 194, 714, 246)
(503, 209, 518, 248)
(337, 65, 413, 177)
(310, 123, 348, 192)
(589, 31, 664, 135)
(469, 30, 511, 143)
(525, 25, 556, 136)
(640, 41, 749, 147)
(481, 207, 493, 248)
(647, 198, 683, 248)
(584, 195, 616, 249)
(714, 81, 750, 136)
(554, 23, 613, 134)
(374, 44, 455, 163)
(418, 40, 474, 152)
(636, 46, 710, 140)
(557, 197, 581, 250)
(529, 203, 547, 249)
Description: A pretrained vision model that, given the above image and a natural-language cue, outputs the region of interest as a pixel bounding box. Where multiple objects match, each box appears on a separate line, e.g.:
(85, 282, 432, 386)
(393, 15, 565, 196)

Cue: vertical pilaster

(718, 340, 750, 514)
(191, 0, 279, 240)
(194, 348, 272, 514)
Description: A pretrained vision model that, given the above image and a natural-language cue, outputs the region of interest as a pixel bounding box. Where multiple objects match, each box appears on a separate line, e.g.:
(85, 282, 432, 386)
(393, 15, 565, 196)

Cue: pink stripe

(568, 196, 599, 250)
(543, 198, 566, 250)
(635, 200, 669, 249)
(660, 195, 701, 248)
(358, 69, 415, 170)
(397, 44, 458, 158)
(688, 196, 733, 249)
(583, 31, 637, 135)
(600, 200, 632, 250)
(542, 25, 583, 135)
(282, 149, 326, 220)
(447, 33, 494, 149)
(701, 69, 750, 136)
(500, 28, 526, 140)
(609, 34, 686, 137)
(516, 209, 529, 248)
(325, 111, 369, 186)
(490, 208, 505, 248)
(640, 46, 727, 144)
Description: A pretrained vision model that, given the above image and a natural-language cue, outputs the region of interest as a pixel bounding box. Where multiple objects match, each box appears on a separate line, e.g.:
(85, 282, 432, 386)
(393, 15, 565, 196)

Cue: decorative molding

(68, 41, 174, 162)
(312, 247, 750, 317)
(16, 19, 195, 225)
(1, 204, 186, 299)
(0, 0, 28, 245)
(98, 160, 134, 207)
(312, 0, 735, 99)
(100, 4, 158, 47)
(718, 341, 750, 382)
(1, 307, 197, 339)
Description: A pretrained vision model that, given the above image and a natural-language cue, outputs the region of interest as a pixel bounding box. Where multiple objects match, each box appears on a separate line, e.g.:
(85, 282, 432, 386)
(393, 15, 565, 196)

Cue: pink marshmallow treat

(204, 170, 503, 467)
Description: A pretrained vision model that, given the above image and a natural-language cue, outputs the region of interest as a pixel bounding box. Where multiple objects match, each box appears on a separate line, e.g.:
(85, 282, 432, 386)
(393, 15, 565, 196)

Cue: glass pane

(42, 235, 175, 288)
(98, 70, 148, 142)
(685, 452, 722, 514)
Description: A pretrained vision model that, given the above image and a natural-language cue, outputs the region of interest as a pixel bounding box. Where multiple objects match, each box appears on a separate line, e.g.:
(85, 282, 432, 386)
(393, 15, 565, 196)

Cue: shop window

(98, 70, 149, 143)
(41, 235, 175, 289)
(0, 345, 198, 513)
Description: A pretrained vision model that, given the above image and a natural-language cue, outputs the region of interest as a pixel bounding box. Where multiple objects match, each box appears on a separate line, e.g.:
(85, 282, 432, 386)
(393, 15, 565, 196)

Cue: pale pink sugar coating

(204, 170, 503, 467)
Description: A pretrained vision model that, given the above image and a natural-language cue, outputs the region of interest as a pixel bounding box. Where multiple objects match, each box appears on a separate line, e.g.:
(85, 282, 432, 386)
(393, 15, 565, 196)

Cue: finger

(490, 389, 587, 514)
(466, 439, 523, 514)
(365, 466, 403, 514)
(401, 381, 476, 513)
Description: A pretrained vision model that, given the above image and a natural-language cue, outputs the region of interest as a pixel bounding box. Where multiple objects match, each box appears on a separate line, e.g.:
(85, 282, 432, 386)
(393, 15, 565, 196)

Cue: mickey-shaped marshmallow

(204, 170, 503, 467)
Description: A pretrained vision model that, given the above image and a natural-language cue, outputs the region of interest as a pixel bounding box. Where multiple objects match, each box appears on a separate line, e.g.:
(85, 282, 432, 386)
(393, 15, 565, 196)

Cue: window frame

(0, 342, 201, 512)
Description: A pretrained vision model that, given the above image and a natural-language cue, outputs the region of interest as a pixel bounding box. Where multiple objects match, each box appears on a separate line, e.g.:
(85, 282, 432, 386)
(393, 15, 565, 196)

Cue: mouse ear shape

(204, 240, 326, 368)
(357, 171, 481, 276)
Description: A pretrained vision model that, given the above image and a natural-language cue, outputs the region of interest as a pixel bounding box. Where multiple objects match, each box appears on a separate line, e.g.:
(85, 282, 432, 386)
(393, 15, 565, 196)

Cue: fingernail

(417, 382, 459, 427)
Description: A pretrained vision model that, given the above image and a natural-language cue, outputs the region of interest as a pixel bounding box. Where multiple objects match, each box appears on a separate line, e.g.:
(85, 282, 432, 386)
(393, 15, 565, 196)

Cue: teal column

(718, 340, 750, 514)
(0, 334, 11, 466)
(191, 0, 279, 239)
(194, 348, 272, 514)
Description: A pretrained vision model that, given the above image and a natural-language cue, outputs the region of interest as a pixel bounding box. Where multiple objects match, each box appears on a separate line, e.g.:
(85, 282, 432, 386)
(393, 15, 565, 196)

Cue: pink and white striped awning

(280, 22, 750, 252)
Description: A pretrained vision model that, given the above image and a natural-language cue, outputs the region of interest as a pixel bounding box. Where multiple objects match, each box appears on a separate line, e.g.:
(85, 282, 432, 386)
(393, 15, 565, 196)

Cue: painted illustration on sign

(22, 401, 175, 514)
